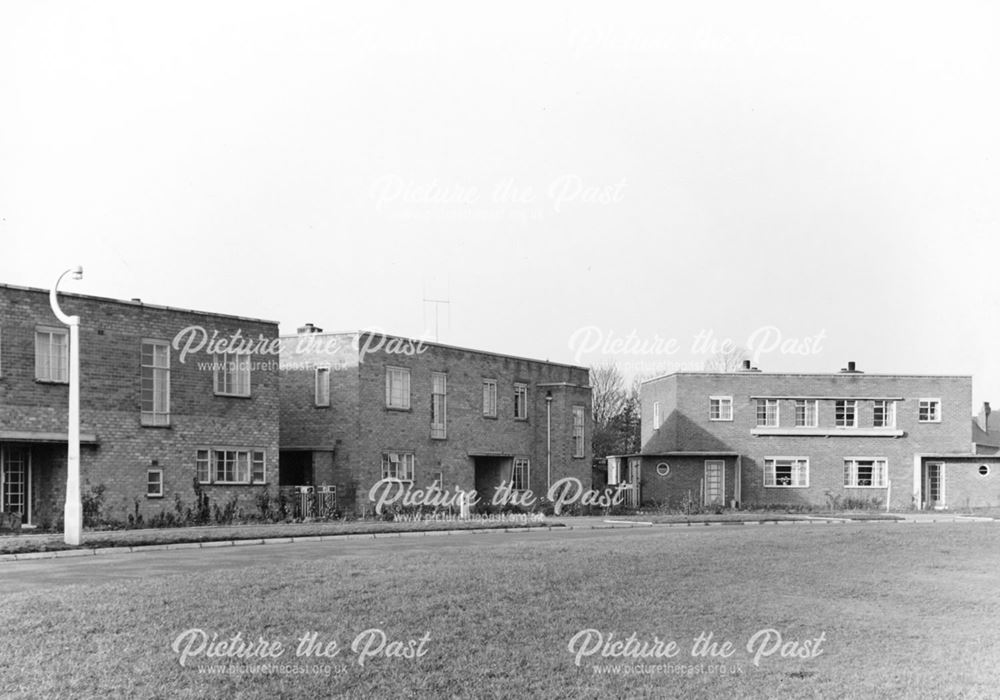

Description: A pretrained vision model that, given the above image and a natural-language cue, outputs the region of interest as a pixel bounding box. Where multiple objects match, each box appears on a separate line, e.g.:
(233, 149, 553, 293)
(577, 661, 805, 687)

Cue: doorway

(925, 462, 945, 509)
(704, 460, 725, 506)
(1, 445, 31, 524)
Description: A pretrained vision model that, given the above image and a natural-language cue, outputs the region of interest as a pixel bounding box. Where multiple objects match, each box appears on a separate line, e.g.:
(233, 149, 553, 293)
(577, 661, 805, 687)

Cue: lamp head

(71, 266, 83, 280)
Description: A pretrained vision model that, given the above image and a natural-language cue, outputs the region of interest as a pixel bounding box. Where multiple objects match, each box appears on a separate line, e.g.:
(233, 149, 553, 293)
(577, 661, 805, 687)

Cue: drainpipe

(545, 391, 553, 492)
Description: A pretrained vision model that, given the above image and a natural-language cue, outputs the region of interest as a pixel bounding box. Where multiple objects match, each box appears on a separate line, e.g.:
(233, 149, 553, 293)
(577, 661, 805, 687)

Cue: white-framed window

(511, 457, 530, 491)
(35, 326, 69, 382)
(572, 405, 585, 458)
(431, 372, 447, 439)
(872, 400, 896, 428)
(918, 399, 941, 423)
(756, 399, 778, 427)
(146, 469, 164, 498)
(381, 452, 415, 482)
(514, 383, 528, 420)
(141, 340, 171, 426)
(709, 396, 733, 421)
(385, 366, 411, 409)
(196, 448, 267, 485)
(431, 471, 444, 491)
(196, 450, 210, 484)
(794, 399, 818, 428)
(214, 353, 250, 397)
(653, 402, 661, 428)
(844, 458, 887, 488)
(835, 400, 857, 428)
(482, 379, 498, 417)
(315, 365, 331, 407)
(763, 457, 809, 487)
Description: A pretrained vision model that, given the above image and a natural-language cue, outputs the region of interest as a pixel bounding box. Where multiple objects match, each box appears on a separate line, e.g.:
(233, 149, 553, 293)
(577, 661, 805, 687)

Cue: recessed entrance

(1, 445, 31, 524)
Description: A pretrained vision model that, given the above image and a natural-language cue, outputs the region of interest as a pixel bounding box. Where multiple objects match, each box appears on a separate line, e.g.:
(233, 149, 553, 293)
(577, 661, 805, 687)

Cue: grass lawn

(1, 524, 998, 698)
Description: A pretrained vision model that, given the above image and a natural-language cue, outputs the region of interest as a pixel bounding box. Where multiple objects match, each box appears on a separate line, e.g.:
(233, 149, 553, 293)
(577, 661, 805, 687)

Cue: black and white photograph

(1, 2, 998, 698)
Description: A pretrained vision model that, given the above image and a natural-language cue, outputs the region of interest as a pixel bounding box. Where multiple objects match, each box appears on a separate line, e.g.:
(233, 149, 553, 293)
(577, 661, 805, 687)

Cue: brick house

(280, 327, 593, 512)
(0, 283, 279, 527)
(608, 362, 1000, 511)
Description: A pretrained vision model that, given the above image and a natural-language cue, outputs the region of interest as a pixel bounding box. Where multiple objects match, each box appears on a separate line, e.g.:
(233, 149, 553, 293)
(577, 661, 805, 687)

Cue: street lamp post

(545, 391, 553, 492)
(50, 266, 84, 545)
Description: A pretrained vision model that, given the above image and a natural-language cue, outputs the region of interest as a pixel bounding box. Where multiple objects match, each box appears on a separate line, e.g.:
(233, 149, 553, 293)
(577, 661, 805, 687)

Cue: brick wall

(308, 333, 589, 512)
(639, 371, 974, 509)
(0, 285, 280, 525)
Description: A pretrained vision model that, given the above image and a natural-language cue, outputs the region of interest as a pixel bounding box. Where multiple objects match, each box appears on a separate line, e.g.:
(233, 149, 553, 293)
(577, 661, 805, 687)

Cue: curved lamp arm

(50, 266, 84, 324)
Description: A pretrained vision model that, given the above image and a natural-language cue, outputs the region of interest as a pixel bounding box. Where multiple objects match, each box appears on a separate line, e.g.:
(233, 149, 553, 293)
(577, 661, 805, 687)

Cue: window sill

(215, 392, 252, 399)
(140, 420, 172, 429)
(35, 379, 69, 385)
(146, 494, 164, 499)
(752, 428, 905, 438)
(764, 485, 809, 489)
(385, 406, 412, 412)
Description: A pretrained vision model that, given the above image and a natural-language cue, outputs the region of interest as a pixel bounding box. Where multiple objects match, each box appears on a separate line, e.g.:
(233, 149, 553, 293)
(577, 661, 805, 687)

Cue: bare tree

(590, 363, 626, 427)
(590, 364, 642, 458)
(703, 344, 750, 372)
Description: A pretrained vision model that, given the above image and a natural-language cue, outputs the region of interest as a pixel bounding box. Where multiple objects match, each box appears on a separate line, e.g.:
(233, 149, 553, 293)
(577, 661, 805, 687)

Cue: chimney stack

(742, 360, 751, 370)
(297, 323, 323, 334)
(840, 361, 862, 373)
(981, 402, 992, 432)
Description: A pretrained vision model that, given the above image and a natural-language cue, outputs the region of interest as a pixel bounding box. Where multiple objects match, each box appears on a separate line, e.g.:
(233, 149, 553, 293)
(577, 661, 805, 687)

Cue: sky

(1, 1, 998, 409)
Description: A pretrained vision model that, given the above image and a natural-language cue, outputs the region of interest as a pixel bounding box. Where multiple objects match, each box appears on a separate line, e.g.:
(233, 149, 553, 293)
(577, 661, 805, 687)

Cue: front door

(925, 462, 945, 509)
(1, 445, 31, 524)
(625, 458, 641, 508)
(704, 460, 725, 506)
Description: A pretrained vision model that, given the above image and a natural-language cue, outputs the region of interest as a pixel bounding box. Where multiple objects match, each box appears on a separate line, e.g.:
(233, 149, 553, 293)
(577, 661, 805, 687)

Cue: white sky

(1, 2, 998, 409)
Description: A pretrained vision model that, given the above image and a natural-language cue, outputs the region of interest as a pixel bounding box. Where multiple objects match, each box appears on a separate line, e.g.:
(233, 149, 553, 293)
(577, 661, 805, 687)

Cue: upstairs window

(918, 399, 941, 423)
(835, 400, 857, 428)
(482, 379, 498, 417)
(572, 405, 585, 458)
(709, 396, 733, 421)
(756, 399, 778, 427)
(514, 383, 528, 420)
(35, 327, 69, 383)
(214, 353, 250, 397)
(141, 341, 171, 426)
(795, 399, 818, 427)
(872, 400, 896, 428)
(653, 402, 661, 427)
(431, 372, 447, 439)
(315, 365, 331, 407)
(385, 366, 411, 409)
